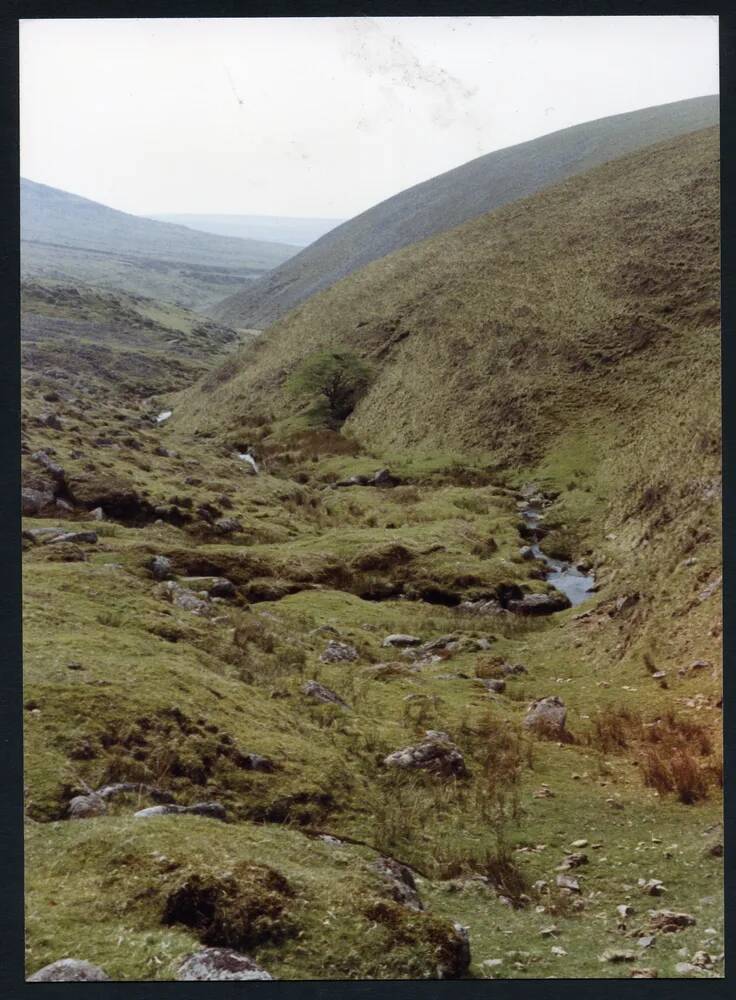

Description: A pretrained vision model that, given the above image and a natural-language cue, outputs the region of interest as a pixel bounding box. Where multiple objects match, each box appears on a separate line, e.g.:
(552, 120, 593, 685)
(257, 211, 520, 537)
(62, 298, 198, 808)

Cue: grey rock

(557, 852, 588, 870)
(301, 680, 351, 709)
(213, 517, 242, 534)
(89, 506, 105, 521)
(22, 487, 54, 516)
(382, 633, 422, 648)
(508, 592, 571, 615)
(31, 449, 66, 482)
(156, 580, 210, 615)
(458, 598, 506, 616)
(28, 959, 110, 982)
(67, 793, 106, 819)
(480, 678, 506, 694)
(95, 782, 175, 804)
(319, 640, 358, 663)
(176, 948, 272, 981)
(648, 910, 696, 932)
(555, 874, 580, 892)
(384, 730, 467, 778)
(148, 554, 173, 581)
(134, 801, 227, 821)
(369, 856, 423, 910)
(523, 696, 568, 739)
(47, 530, 97, 545)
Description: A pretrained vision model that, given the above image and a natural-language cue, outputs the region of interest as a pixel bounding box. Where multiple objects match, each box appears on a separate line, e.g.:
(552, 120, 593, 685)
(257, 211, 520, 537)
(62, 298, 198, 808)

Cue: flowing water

(521, 504, 595, 607)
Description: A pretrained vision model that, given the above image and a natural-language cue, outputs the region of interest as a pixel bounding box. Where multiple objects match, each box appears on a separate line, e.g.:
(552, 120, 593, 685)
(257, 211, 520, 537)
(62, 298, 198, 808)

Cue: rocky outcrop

(134, 802, 227, 821)
(523, 696, 568, 739)
(319, 640, 358, 663)
(507, 592, 571, 615)
(301, 680, 351, 709)
(369, 857, 423, 910)
(384, 730, 467, 778)
(27, 959, 110, 982)
(176, 948, 273, 981)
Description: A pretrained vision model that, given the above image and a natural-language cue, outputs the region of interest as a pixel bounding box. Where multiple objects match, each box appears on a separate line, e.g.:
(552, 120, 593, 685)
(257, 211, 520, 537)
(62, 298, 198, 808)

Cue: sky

(19, 15, 719, 220)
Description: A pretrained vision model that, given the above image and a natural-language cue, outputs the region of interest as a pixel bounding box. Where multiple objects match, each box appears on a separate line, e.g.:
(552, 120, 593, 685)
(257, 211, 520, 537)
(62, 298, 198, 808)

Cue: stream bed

(520, 503, 595, 607)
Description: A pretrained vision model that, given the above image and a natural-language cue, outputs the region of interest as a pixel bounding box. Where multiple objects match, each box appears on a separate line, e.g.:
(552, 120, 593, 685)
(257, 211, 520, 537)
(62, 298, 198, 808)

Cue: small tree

(287, 350, 372, 424)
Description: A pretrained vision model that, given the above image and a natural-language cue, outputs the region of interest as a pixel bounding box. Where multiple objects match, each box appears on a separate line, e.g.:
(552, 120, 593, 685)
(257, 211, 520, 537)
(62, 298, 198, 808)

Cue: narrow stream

(520, 502, 595, 607)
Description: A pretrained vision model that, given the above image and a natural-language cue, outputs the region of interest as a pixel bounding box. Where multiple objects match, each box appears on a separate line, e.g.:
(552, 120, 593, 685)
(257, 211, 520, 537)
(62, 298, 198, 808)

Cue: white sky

(19, 15, 719, 219)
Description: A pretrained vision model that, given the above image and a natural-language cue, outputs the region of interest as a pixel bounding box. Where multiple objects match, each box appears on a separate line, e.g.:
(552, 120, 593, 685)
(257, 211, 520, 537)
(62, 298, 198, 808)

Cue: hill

(148, 213, 344, 247)
(211, 95, 719, 329)
(21, 125, 721, 981)
(21, 180, 299, 312)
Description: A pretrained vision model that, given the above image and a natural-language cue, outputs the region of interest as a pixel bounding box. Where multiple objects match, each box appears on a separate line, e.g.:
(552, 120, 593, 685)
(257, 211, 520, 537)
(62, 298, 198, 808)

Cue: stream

(520, 502, 595, 607)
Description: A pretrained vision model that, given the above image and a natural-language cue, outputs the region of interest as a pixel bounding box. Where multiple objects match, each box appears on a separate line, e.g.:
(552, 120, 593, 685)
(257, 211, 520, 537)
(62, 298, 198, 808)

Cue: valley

(21, 104, 722, 983)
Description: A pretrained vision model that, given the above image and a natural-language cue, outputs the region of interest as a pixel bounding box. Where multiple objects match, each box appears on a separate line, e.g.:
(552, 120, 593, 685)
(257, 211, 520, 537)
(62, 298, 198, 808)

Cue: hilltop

(211, 95, 719, 329)
(21, 180, 298, 312)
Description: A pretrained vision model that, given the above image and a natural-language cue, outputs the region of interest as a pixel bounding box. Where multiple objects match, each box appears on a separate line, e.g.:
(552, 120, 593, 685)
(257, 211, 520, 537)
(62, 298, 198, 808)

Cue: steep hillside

(21, 180, 298, 312)
(211, 95, 718, 329)
(149, 213, 344, 247)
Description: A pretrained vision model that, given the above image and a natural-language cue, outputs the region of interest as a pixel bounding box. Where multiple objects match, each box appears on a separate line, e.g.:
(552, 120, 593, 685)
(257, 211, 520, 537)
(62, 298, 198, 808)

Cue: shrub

(287, 351, 372, 424)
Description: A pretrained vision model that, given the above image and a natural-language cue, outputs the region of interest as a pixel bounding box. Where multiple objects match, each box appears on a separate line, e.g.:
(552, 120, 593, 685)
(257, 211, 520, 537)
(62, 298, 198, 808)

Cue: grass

(21, 123, 722, 981)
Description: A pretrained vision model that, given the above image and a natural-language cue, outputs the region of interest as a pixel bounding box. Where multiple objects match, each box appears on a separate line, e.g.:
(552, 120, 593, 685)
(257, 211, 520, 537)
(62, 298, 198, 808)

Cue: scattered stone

(384, 730, 467, 778)
(606, 798, 624, 810)
(600, 949, 637, 963)
(67, 793, 107, 819)
(134, 802, 227, 821)
(571, 838, 588, 848)
(617, 904, 635, 919)
(523, 696, 568, 739)
(22, 487, 55, 516)
(319, 640, 358, 663)
(95, 782, 175, 803)
(156, 580, 210, 615)
(540, 926, 560, 938)
(508, 592, 571, 615)
(28, 960, 110, 982)
(301, 680, 350, 710)
(382, 633, 422, 648)
(533, 786, 555, 799)
(176, 948, 272, 981)
(213, 517, 242, 534)
(639, 878, 666, 896)
(675, 962, 698, 975)
(631, 967, 658, 979)
(39, 412, 63, 430)
(648, 910, 696, 933)
(421, 634, 459, 652)
(550, 946, 567, 957)
(31, 449, 66, 482)
(557, 853, 588, 870)
(46, 530, 97, 545)
(369, 857, 423, 910)
(690, 950, 714, 969)
(481, 958, 503, 971)
(480, 678, 506, 694)
(555, 874, 580, 893)
(637, 935, 656, 949)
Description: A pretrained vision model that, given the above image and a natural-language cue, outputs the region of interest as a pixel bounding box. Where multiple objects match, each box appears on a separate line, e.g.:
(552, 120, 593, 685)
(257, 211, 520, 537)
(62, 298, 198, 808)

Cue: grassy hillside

(211, 96, 718, 329)
(21, 180, 298, 312)
(149, 213, 344, 247)
(22, 124, 721, 981)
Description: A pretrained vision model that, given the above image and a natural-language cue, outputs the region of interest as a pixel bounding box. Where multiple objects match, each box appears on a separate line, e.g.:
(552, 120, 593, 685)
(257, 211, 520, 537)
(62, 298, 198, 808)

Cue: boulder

(134, 802, 227, 821)
(176, 948, 273, 981)
(648, 910, 696, 933)
(508, 592, 571, 615)
(28, 959, 110, 982)
(384, 730, 467, 778)
(213, 517, 243, 534)
(301, 680, 351, 709)
(31, 449, 66, 482)
(382, 633, 422, 648)
(369, 857, 423, 910)
(67, 793, 106, 819)
(319, 640, 358, 663)
(22, 488, 54, 516)
(523, 696, 568, 739)
(147, 554, 173, 581)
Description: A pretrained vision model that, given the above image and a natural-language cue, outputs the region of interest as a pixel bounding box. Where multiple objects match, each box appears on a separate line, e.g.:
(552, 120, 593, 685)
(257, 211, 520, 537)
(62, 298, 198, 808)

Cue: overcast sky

(20, 15, 719, 220)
